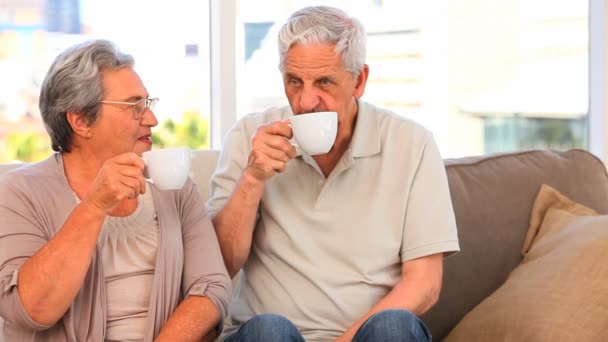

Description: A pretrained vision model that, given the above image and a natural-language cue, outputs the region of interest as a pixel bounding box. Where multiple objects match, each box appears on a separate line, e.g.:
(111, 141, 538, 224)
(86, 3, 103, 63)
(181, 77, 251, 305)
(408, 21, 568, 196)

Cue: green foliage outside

(1, 113, 210, 162)
(483, 116, 586, 154)
(2, 132, 53, 163)
(151, 112, 209, 149)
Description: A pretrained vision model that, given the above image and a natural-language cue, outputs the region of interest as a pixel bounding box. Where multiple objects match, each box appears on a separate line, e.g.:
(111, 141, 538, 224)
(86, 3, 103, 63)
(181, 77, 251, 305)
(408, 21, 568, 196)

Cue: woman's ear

(66, 112, 93, 139)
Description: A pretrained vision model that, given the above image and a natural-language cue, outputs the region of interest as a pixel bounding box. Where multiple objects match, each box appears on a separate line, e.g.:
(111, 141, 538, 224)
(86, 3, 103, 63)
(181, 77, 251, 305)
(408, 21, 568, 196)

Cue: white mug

(142, 147, 191, 191)
(290, 111, 338, 155)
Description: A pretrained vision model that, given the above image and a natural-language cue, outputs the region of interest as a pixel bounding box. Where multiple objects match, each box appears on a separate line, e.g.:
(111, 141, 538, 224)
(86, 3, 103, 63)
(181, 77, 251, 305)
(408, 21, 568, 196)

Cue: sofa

(421, 149, 608, 340)
(1, 148, 607, 340)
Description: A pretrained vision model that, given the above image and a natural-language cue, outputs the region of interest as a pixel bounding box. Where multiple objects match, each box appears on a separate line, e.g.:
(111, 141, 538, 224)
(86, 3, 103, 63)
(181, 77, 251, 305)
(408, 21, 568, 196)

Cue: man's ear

(66, 112, 93, 139)
(353, 64, 369, 99)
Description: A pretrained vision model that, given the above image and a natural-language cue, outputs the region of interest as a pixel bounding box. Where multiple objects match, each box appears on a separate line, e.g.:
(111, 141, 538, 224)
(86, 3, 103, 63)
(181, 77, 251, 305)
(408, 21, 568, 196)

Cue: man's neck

(312, 101, 358, 177)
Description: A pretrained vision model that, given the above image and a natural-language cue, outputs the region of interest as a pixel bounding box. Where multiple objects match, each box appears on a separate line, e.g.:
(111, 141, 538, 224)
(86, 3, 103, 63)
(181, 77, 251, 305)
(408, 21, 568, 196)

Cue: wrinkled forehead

(100, 67, 148, 100)
(283, 43, 344, 71)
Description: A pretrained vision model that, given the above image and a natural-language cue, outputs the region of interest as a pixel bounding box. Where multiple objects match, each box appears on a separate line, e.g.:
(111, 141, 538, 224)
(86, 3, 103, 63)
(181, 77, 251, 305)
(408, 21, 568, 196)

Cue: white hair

(278, 6, 366, 77)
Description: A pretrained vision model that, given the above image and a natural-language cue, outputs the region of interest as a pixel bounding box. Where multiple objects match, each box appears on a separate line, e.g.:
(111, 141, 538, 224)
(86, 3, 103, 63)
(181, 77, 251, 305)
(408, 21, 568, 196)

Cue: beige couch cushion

(190, 149, 220, 203)
(445, 184, 608, 341)
(422, 149, 608, 340)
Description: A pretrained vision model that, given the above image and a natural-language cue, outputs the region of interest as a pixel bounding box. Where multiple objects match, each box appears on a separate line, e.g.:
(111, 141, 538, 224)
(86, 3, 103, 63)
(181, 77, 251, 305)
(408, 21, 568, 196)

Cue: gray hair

(278, 6, 366, 77)
(39, 39, 134, 152)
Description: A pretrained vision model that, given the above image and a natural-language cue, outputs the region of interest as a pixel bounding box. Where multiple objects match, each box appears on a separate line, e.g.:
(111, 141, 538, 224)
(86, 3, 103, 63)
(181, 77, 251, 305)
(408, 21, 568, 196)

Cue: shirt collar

(350, 100, 381, 158)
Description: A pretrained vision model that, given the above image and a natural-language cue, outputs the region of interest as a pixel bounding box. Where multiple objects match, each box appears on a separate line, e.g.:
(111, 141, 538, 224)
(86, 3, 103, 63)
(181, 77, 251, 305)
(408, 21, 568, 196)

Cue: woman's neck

(62, 150, 139, 217)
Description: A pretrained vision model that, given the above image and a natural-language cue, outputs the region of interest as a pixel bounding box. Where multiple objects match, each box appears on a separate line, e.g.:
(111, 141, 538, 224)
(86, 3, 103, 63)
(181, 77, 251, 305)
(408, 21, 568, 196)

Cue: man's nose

(299, 86, 321, 113)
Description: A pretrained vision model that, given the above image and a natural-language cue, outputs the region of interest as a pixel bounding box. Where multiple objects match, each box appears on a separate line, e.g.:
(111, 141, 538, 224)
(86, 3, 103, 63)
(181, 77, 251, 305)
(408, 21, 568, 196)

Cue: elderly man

(207, 6, 459, 342)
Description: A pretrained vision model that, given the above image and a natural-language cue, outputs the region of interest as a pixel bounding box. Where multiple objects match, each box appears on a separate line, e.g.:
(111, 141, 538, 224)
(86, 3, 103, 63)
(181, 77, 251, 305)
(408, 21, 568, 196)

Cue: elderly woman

(0, 40, 231, 341)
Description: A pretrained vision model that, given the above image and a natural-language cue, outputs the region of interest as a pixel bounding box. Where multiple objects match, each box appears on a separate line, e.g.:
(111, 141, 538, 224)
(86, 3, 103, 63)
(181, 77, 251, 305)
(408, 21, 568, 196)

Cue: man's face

(282, 43, 367, 120)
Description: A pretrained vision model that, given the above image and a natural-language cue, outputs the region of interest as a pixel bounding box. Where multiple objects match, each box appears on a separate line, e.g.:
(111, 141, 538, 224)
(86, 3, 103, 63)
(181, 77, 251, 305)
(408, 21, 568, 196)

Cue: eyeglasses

(99, 97, 159, 120)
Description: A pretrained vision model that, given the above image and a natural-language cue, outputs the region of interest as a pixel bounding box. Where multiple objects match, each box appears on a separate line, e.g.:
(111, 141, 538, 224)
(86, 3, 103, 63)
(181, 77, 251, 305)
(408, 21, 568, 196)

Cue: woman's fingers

(86, 153, 149, 212)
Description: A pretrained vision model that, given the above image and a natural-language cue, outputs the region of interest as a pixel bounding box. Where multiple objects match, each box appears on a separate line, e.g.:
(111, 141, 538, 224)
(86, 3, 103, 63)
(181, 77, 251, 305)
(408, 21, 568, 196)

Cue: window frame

(589, 0, 606, 161)
(209, 0, 238, 149)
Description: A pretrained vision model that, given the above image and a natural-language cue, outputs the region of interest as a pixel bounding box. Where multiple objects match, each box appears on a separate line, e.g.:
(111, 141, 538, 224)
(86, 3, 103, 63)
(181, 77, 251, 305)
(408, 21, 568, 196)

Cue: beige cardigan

(0, 153, 232, 341)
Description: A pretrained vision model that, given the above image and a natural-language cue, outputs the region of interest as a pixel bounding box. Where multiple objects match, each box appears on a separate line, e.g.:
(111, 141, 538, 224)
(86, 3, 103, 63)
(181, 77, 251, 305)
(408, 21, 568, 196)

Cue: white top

(208, 100, 460, 342)
(100, 190, 159, 342)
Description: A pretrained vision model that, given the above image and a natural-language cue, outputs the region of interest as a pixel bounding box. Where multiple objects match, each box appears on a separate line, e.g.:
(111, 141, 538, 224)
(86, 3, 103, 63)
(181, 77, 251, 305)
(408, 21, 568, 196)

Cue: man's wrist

(242, 168, 266, 190)
(239, 169, 266, 204)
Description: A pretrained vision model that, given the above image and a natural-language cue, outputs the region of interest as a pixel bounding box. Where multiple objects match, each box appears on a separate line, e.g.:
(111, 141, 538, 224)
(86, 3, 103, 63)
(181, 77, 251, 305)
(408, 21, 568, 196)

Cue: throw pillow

(445, 184, 608, 342)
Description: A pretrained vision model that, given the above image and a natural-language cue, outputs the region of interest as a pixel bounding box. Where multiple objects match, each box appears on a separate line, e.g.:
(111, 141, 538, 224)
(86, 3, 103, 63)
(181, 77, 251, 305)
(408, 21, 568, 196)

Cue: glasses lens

(148, 98, 157, 111)
(132, 100, 145, 118)
(131, 98, 157, 119)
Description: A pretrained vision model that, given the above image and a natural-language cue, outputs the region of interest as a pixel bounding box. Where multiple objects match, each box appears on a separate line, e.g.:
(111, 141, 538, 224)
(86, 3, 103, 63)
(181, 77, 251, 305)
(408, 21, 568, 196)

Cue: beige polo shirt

(208, 100, 459, 342)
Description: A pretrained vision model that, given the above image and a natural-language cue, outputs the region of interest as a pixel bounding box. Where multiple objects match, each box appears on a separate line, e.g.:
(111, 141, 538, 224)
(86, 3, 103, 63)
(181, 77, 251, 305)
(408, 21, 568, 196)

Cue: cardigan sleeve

(178, 179, 232, 323)
(0, 171, 54, 331)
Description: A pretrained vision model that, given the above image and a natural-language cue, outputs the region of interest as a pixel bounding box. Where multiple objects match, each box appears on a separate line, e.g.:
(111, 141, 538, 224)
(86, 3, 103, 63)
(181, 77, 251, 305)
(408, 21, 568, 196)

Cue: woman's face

(87, 67, 158, 158)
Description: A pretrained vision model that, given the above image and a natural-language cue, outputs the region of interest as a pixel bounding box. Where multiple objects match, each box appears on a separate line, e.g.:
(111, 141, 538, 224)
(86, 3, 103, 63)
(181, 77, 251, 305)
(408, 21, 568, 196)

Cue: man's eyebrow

(284, 72, 300, 79)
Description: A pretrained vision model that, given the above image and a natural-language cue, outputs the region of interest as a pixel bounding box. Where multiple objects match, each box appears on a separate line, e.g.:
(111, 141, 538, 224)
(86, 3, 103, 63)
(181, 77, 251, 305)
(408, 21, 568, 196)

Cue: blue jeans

(352, 309, 431, 342)
(224, 309, 431, 342)
(223, 314, 305, 342)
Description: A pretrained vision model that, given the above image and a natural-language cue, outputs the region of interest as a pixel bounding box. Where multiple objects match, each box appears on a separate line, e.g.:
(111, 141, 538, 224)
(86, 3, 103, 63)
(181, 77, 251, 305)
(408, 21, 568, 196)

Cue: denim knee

(353, 309, 431, 342)
(225, 313, 304, 342)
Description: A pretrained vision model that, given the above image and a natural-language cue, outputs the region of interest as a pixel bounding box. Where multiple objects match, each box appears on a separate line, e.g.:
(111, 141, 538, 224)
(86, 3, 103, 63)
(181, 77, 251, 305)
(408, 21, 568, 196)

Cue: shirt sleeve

(178, 179, 233, 326)
(205, 118, 252, 219)
(400, 134, 460, 262)
(0, 173, 54, 331)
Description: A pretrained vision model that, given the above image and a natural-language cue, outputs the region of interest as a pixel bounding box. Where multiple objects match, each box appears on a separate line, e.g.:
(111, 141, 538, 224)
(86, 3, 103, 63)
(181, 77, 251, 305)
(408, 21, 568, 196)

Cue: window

(0, 0, 598, 161)
(235, 0, 590, 157)
(0, 0, 211, 162)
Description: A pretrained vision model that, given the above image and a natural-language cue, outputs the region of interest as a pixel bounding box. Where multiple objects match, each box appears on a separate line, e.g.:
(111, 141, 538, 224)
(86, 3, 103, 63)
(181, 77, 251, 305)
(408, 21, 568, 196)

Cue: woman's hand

(83, 152, 147, 213)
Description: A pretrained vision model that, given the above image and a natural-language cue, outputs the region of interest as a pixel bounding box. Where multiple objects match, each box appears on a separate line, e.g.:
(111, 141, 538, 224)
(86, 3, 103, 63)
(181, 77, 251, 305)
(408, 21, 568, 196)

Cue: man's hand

(83, 152, 147, 213)
(246, 120, 297, 183)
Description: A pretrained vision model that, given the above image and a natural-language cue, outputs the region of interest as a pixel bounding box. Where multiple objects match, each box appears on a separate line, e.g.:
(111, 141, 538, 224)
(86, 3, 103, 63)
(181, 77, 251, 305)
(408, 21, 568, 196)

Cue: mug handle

(286, 120, 299, 150)
(141, 157, 155, 185)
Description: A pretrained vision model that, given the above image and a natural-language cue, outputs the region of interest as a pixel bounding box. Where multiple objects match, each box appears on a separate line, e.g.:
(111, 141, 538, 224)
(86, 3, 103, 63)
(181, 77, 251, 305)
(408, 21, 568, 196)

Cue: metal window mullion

(589, 0, 606, 161)
(209, 0, 238, 149)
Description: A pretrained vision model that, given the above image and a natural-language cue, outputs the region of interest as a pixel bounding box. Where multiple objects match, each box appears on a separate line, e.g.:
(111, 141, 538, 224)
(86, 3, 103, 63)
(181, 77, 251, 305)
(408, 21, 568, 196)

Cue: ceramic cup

(142, 147, 191, 190)
(290, 111, 338, 155)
